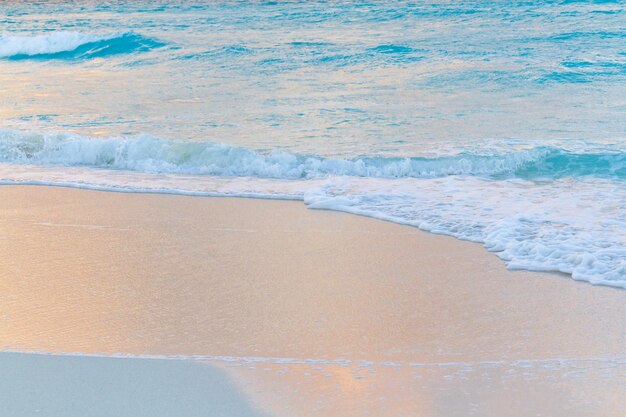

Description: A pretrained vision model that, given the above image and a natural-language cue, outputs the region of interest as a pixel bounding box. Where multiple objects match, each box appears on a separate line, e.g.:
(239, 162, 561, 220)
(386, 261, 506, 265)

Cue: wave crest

(0, 129, 623, 180)
(0, 31, 163, 59)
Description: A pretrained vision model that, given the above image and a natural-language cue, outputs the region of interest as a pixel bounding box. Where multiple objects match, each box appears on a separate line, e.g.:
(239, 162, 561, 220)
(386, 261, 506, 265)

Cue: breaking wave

(0, 31, 163, 60)
(0, 129, 624, 287)
(0, 129, 624, 180)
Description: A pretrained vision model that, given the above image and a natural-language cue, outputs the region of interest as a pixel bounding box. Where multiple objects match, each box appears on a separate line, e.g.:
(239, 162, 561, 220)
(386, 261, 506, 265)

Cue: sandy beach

(3, 2, 626, 415)
(1, 185, 624, 417)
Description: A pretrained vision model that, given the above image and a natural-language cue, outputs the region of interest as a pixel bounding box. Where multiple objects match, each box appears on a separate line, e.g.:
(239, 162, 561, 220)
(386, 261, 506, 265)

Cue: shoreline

(1, 184, 624, 416)
(3, 349, 621, 417)
(2, 346, 623, 368)
(1, 181, 620, 289)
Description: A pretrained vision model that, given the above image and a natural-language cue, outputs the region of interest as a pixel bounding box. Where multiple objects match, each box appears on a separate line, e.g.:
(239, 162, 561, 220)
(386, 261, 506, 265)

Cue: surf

(0, 129, 624, 288)
(1, 129, 624, 181)
(0, 31, 163, 60)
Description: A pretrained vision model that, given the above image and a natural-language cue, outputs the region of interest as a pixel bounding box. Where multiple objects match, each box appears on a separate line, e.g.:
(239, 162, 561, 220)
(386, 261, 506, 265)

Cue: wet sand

(0, 185, 624, 416)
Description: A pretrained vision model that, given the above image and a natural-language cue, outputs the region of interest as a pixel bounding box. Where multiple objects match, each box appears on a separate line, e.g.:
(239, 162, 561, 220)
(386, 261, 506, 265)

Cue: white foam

(0, 129, 624, 288)
(1, 129, 623, 180)
(0, 31, 115, 57)
(303, 176, 626, 287)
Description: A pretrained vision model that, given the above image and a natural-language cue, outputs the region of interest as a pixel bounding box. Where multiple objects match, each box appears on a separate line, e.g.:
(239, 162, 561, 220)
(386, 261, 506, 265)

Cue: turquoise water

(0, 1, 624, 286)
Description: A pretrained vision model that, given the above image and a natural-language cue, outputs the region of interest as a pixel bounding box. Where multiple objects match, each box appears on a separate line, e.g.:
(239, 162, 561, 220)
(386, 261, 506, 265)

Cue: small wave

(0, 31, 163, 60)
(0, 129, 623, 180)
(0, 129, 624, 287)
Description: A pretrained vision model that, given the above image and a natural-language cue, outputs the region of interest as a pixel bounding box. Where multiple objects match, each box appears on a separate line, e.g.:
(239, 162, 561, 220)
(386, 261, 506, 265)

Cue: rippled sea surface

(0, 1, 625, 286)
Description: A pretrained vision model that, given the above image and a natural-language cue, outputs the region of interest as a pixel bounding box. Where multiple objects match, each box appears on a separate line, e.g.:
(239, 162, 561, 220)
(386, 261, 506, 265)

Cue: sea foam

(0, 129, 624, 288)
(0, 129, 623, 180)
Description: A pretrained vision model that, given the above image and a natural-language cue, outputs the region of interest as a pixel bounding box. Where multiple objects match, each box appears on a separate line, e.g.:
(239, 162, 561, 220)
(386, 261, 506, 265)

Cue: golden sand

(0, 185, 624, 416)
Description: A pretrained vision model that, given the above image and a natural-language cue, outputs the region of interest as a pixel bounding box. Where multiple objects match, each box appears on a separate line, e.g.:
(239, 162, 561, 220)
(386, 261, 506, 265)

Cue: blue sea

(0, 1, 624, 286)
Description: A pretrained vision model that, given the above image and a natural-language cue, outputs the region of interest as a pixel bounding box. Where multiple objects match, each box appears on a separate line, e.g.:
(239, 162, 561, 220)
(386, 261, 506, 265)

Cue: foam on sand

(0, 187, 624, 417)
(0, 129, 624, 287)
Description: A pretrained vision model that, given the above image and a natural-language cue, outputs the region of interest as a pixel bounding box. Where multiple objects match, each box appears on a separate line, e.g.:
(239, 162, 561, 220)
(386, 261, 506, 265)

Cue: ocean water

(0, 1, 624, 287)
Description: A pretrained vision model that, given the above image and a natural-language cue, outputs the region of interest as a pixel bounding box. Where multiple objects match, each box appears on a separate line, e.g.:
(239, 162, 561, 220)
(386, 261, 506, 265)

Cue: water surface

(0, 0, 624, 285)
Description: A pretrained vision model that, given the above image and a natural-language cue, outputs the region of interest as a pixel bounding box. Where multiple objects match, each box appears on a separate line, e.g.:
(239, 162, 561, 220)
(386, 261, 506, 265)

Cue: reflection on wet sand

(220, 358, 625, 417)
(0, 185, 624, 416)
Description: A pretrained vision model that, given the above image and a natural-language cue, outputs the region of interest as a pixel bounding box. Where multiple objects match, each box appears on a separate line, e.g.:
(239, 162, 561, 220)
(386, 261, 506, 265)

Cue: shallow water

(0, 0, 625, 285)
